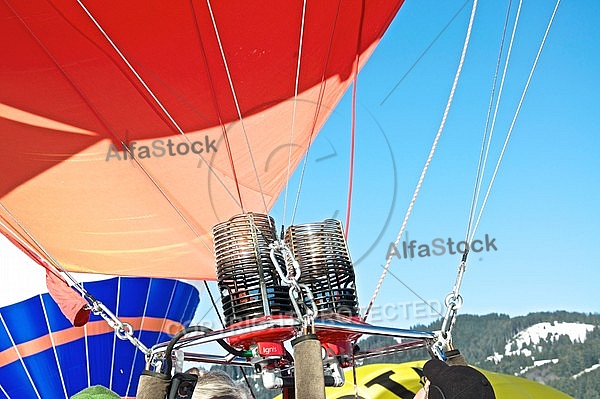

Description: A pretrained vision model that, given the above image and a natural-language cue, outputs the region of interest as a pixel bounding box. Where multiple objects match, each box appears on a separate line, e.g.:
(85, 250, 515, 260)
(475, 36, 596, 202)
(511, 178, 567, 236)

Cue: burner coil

(213, 213, 292, 326)
(285, 219, 359, 317)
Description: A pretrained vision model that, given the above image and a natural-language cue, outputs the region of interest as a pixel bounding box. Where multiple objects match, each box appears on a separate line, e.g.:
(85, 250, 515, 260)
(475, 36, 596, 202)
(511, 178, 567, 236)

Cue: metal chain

(89, 299, 150, 355)
(0, 201, 150, 355)
(269, 240, 318, 332)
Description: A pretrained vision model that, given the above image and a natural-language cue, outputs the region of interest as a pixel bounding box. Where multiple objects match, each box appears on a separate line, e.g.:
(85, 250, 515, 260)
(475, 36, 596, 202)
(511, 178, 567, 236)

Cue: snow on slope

(487, 321, 595, 363)
(519, 358, 559, 375)
(573, 363, 600, 379)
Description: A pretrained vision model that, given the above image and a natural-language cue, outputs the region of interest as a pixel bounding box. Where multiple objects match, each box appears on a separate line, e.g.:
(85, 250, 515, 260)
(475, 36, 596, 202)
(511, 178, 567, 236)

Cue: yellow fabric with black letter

(276, 361, 574, 398)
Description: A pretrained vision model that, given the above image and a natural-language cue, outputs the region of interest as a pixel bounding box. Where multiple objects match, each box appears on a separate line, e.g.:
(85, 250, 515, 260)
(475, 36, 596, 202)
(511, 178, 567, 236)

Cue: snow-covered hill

(487, 321, 595, 363)
(437, 312, 600, 398)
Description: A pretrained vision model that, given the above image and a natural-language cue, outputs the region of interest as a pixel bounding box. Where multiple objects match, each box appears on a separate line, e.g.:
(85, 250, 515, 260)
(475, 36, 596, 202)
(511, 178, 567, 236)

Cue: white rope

(0, 202, 90, 297)
(469, 0, 561, 242)
(364, 0, 480, 321)
(290, 2, 342, 227)
(11, 0, 236, 233)
(2, 200, 158, 355)
(282, 0, 308, 228)
(39, 295, 69, 399)
(205, 0, 269, 213)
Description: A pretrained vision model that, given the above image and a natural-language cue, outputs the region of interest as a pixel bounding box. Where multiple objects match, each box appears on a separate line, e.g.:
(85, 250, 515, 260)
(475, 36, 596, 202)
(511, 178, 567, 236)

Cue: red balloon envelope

(0, 0, 406, 280)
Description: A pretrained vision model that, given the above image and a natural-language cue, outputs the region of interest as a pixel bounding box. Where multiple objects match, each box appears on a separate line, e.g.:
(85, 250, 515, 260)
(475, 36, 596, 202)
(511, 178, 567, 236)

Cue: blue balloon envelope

(0, 277, 199, 398)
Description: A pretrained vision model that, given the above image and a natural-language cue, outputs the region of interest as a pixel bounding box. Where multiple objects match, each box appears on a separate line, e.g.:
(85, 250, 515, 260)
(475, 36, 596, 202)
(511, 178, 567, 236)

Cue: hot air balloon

(0, 0, 405, 280)
(0, 0, 403, 392)
(1, 0, 580, 398)
(0, 273, 199, 398)
(1, 0, 408, 396)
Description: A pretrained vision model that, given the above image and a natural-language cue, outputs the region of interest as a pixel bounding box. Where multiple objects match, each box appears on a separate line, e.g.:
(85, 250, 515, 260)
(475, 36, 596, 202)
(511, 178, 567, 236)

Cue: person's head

(70, 385, 120, 399)
(191, 370, 250, 399)
(414, 359, 495, 399)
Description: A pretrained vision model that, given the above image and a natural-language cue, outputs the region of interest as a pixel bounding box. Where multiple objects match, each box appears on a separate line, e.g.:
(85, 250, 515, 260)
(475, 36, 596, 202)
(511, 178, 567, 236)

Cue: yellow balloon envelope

(278, 360, 574, 399)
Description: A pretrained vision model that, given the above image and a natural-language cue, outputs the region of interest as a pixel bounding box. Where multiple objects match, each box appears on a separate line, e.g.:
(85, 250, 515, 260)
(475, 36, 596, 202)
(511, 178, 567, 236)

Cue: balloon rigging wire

(463, 0, 516, 247)
(78, 0, 241, 215)
(0, 203, 150, 356)
(345, 0, 366, 239)
(443, 1, 517, 327)
(189, 0, 245, 212)
(10, 0, 218, 258)
(469, 0, 561, 243)
(290, 0, 343, 226)
(205, 0, 269, 214)
(440, 0, 560, 342)
(282, 0, 308, 228)
(77, 0, 184, 138)
(363, 0, 480, 322)
(0, 202, 87, 297)
(74, 0, 221, 254)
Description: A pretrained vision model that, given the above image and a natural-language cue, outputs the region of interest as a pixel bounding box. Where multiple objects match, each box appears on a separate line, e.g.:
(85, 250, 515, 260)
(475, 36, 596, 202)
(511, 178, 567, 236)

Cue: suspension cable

(363, 0, 480, 321)
(23, 0, 214, 256)
(465, 0, 523, 245)
(438, 0, 560, 350)
(205, 0, 268, 213)
(464, 0, 514, 244)
(77, 0, 182, 137)
(79, 0, 244, 215)
(290, 0, 342, 226)
(189, 0, 245, 212)
(345, 0, 366, 239)
(282, 0, 308, 229)
(469, 0, 561, 243)
(438, 2, 519, 345)
(0, 201, 150, 355)
(77, 0, 248, 217)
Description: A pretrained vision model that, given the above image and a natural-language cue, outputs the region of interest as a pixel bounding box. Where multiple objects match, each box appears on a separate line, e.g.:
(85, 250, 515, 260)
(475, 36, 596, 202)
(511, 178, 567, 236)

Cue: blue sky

(1, 0, 597, 332)
(267, 0, 600, 328)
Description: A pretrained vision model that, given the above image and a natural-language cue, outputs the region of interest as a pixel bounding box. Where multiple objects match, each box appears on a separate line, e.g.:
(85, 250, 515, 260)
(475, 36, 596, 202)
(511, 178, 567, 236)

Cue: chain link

(269, 241, 318, 332)
(90, 300, 150, 355)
